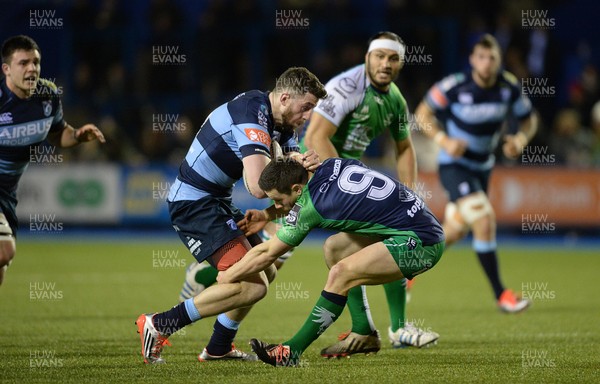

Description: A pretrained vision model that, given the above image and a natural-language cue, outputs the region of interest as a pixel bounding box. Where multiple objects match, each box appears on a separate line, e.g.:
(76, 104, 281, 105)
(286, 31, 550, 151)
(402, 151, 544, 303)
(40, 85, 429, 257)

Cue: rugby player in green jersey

(218, 158, 445, 366)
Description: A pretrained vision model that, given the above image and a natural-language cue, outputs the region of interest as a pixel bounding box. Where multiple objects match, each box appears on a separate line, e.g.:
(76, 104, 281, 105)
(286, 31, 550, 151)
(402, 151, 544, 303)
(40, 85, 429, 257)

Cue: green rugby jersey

(300, 64, 410, 159)
(276, 158, 444, 248)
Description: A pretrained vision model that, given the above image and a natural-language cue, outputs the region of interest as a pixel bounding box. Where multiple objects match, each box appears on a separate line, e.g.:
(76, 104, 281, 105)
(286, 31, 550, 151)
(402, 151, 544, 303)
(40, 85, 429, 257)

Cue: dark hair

(471, 33, 500, 53)
(259, 159, 308, 194)
(368, 31, 405, 48)
(1, 35, 40, 64)
(274, 67, 327, 99)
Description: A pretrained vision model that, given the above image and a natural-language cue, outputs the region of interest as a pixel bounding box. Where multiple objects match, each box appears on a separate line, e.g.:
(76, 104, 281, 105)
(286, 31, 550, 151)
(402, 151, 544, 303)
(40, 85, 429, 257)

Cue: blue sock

(205, 314, 239, 356)
(152, 302, 192, 336)
(184, 298, 201, 321)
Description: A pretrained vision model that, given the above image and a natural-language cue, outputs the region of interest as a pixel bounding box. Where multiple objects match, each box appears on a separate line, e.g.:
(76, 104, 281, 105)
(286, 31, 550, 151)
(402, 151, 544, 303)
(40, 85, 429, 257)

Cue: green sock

(284, 291, 347, 356)
(383, 279, 406, 331)
(194, 263, 218, 287)
(347, 285, 376, 335)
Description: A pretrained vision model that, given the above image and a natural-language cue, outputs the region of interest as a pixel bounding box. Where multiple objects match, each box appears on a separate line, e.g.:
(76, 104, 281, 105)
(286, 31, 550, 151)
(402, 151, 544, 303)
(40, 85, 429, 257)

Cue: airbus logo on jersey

(0, 118, 53, 146)
(0, 112, 13, 124)
(455, 103, 508, 123)
(458, 92, 473, 104)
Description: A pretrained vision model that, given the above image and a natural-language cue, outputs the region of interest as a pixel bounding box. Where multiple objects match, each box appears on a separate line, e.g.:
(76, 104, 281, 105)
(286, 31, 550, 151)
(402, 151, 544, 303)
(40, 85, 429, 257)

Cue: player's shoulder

(435, 72, 468, 93)
(325, 64, 367, 97)
(388, 82, 407, 104)
(498, 70, 521, 88)
(227, 90, 270, 125)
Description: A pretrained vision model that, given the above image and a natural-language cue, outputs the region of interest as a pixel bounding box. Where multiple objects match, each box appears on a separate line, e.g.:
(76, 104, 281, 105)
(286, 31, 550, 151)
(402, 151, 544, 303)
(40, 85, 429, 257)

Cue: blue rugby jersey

(425, 71, 532, 171)
(168, 90, 299, 201)
(277, 158, 445, 247)
(0, 77, 65, 191)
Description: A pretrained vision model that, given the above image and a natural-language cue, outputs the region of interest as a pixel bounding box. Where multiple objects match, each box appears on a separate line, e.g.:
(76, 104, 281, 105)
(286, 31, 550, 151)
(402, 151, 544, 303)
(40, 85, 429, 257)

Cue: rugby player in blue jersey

(216, 158, 445, 367)
(415, 34, 537, 313)
(0, 35, 105, 286)
(135, 67, 327, 364)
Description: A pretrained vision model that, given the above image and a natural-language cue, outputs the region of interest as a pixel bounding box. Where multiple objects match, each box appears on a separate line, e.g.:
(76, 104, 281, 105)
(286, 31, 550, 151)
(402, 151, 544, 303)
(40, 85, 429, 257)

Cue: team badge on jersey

(42, 100, 52, 117)
(285, 204, 302, 227)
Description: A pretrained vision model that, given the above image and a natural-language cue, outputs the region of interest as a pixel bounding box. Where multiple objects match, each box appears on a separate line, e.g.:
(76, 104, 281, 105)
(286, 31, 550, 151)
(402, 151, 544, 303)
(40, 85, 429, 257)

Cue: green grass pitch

(1, 238, 598, 383)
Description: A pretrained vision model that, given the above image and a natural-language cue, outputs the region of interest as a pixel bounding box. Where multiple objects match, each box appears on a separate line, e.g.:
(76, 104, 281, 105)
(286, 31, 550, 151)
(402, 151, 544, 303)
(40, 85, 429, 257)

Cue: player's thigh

(329, 242, 404, 289)
(384, 232, 444, 280)
(323, 232, 380, 267)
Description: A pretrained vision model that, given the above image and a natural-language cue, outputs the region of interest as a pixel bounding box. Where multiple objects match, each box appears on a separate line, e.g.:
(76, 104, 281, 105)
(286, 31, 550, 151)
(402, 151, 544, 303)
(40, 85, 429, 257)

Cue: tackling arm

(218, 236, 293, 283)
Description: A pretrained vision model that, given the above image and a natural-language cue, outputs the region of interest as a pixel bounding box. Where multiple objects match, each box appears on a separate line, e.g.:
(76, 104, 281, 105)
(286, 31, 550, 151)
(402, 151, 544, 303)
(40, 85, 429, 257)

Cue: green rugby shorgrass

(1, 237, 598, 383)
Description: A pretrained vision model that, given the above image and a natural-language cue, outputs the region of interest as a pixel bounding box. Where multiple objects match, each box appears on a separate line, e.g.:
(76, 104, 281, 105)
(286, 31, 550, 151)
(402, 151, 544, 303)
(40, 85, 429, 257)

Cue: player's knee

(323, 236, 344, 267)
(327, 261, 354, 290)
(456, 192, 494, 227)
(244, 280, 268, 305)
(264, 263, 277, 284)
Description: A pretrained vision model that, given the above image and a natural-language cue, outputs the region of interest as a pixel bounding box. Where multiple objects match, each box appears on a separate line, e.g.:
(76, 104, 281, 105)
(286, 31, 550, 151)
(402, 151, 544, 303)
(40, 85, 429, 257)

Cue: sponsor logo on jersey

(244, 128, 271, 147)
(0, 118, 53, 146)
(285, 204, 302, 227)
(338, 77, 357, 93)
(0, 112, 13, 124)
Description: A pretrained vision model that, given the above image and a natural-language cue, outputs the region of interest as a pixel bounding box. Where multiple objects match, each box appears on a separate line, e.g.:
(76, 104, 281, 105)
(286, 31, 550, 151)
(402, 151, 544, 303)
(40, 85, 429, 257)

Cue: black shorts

(168, 196, 261, 264)
(0, 187, 18, 237)
(438, 163, 491, 202)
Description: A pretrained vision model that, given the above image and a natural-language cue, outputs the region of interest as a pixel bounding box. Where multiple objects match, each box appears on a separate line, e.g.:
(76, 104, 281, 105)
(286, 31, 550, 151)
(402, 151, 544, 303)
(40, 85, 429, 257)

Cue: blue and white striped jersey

(168, 90, 299, 201)
(0, 77, 65, 191)
(425, 71, 532, 171)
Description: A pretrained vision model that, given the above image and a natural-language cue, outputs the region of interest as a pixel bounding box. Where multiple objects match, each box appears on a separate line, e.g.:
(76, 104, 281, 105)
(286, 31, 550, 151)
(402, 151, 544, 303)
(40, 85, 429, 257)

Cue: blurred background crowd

(2, 0, 599, 170)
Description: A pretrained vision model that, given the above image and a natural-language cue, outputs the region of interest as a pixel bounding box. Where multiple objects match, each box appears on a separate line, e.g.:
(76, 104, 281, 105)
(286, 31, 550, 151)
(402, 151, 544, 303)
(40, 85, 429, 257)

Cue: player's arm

(241, 154, 270, 199)
(218, 236, 292, 283)
(503, 111, 539, 159)
(303, 112, 340, 160)
(415, 101, 467, 157)
(47, 123, 105, 148)
(394, 136, 417, 188)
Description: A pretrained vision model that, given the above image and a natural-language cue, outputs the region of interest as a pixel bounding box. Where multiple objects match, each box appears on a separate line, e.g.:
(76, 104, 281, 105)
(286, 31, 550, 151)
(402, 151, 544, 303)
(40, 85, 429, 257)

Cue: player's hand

(502, 133, 527, 159)
(440, 137, 468, 158)
(75, 124, 106, 144)
(299, 149, 321, 172)
(237, 209, 269, 236)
